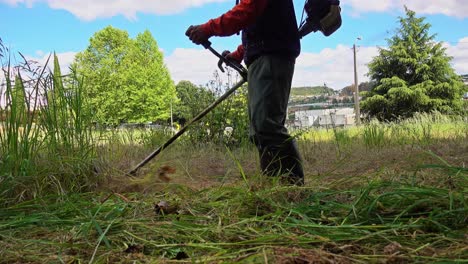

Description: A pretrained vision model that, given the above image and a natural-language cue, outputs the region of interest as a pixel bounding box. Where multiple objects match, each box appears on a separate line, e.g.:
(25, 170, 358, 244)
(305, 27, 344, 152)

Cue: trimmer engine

(299, 0, 342, 38)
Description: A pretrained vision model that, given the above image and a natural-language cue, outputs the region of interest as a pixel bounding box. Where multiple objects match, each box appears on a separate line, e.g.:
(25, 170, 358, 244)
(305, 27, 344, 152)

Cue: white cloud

(165, 37, 468, 90)
(0, 51, 76, 83)
(445, 37, 468, 75)
(0, 51, 77, 80)
(3, 0, 468, 20)
(25, 51, 77, 73)
(165, 47, 228, 86)
(294, 44, 379, 89)
(346, 0, 394, 13)
(0, 51, 77, 108)
(2, 0, 34, 7)
(164, 45, 378, 89)
(344, 0, 468, 18)
(1, 0, 230, 20)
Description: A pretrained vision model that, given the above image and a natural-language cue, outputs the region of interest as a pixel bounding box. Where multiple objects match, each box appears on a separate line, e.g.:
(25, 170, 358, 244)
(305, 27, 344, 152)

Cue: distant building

(462, 74, 468, 100)
(461, 74, 468, 85)
(291, 107, 355, 128)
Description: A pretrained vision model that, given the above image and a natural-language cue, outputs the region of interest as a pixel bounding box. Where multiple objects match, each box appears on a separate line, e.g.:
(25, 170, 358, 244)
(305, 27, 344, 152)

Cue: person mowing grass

(185, 0, 304, 185)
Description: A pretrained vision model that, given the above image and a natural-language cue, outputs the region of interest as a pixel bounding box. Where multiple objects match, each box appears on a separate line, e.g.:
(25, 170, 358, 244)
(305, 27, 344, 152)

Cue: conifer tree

(362, 7, 464, 120)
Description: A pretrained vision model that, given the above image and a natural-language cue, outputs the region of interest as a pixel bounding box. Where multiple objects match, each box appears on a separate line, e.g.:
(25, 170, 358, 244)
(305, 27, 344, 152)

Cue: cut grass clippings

(1, 113, 466, 263)
(1, 168, 466, 263)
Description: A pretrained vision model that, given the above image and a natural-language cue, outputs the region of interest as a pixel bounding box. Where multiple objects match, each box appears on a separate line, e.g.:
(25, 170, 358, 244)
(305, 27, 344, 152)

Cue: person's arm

(228, 44, 245, 63)
(200, 0, 268, 37)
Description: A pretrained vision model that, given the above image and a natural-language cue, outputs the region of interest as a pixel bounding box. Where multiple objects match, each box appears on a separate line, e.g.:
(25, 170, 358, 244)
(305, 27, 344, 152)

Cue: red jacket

(200, 0, 268, 63)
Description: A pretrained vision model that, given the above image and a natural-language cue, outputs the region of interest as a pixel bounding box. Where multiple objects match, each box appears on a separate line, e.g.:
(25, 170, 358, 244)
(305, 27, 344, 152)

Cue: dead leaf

(154, 200, 178, 215)
(158, 165, 176, 182)
(124, 244, 143, 254)
(384, 242, 402, 255)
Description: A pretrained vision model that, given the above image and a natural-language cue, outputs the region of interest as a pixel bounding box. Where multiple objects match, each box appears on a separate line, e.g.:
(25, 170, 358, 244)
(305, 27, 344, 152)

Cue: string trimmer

(128, 41, 247, 175)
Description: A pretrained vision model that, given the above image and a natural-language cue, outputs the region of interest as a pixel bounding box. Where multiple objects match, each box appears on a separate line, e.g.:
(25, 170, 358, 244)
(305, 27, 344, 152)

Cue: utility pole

(353, 39, 361, 125)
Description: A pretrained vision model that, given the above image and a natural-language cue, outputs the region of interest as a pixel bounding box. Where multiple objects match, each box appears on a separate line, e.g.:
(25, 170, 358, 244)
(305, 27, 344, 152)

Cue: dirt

(273, 246, 352, 264)
(106, 137, 467, 194)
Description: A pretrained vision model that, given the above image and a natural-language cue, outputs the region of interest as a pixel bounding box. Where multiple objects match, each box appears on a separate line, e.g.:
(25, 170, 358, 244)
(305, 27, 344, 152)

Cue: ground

(0, 126, 467, 263)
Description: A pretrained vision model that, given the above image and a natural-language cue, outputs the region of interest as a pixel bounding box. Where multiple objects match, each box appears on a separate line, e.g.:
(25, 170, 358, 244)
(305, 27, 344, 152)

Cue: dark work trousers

(247, 54, 304, 185)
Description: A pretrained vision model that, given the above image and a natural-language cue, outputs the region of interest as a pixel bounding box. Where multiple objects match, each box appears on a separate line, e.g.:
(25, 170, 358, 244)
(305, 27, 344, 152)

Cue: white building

(292, 107, 355, 128)
(461, 75, 468, 85)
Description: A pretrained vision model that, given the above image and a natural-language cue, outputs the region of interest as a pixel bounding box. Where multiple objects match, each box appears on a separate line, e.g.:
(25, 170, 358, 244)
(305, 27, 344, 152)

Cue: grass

(0, 119, 467, 263)
(0, 173, 466, 263)
(0, 50, 97, 204)
(1, 44, 467, 262)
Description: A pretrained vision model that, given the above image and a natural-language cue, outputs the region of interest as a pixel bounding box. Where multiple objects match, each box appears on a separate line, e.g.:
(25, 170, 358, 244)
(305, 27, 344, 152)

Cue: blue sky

(1, 0, 468, 89)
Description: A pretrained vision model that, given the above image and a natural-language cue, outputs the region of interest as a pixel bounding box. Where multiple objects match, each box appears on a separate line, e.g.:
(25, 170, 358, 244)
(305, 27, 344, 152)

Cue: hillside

(290, 86, 336, 97)
(340, 82, 375, 96)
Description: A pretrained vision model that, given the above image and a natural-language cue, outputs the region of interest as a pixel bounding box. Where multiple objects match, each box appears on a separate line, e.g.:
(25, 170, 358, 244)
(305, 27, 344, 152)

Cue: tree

(173, 80, 215, 126)
(205, 70, 249, 144)
(73, 26, 175, 125)
(361, 8, 464, 121)
(174, 71, 249, 145)
(340, 81, 375, 96)
(358, 82, 375, 93)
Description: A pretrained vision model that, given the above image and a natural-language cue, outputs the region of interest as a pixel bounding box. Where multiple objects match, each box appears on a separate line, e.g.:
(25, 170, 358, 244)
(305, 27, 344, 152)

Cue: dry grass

(1, 122, 467, 263)
(101, 133, 467, 194)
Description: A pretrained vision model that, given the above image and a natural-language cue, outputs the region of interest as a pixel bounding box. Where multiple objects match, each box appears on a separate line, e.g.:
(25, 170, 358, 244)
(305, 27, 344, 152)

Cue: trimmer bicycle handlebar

(202, 40, 247, 80)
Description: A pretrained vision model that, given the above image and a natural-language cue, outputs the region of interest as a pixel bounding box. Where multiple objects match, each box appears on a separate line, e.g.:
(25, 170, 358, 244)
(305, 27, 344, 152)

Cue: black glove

(217, 50, 240, 73)
(185, 25, 210, 45)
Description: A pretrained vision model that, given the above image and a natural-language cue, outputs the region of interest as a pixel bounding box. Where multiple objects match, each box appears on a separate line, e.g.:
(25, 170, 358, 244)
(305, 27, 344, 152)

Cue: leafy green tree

(358, 82, 375, 93)
(173, 80, 215, 126)
(73, 26, 175, 125)
(174, 72, 249, 145)
(340, 82, 375, 96)
(207, 72, 249, 145)
(362, 8, 464, 121)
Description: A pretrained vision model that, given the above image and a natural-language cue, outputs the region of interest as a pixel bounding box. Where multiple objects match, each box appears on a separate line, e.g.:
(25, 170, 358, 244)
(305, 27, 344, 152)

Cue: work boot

(259, 146, 280, 176)
(259, 141, 305, 186)
(282, 141, 305, 185)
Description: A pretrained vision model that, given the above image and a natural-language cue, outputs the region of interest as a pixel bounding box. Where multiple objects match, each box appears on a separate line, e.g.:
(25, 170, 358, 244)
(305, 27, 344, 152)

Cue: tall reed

(36, 54, 96, 196)
(0, 44, 48, 201)
(0, 46, 96, 204)
(362, 120, 387, 148)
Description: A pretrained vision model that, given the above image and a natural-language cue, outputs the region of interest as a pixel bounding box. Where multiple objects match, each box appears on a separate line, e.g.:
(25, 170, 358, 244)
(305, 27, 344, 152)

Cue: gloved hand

(218, 50, 241, 73)
(185, 25, 210, 45)
(223, 50, 242, 63)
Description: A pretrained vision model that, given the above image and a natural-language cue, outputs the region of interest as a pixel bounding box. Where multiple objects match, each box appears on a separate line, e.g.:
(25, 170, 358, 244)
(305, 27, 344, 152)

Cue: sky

(1, 0, 468, 90)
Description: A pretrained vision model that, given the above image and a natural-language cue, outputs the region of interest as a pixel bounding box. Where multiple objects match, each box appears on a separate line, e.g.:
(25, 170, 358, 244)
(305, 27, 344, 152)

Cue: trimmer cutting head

(299, 0, 342, 38)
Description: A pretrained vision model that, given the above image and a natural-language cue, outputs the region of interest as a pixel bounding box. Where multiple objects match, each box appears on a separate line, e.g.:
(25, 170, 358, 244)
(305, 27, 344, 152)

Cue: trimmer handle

(202, 40, 247, 80)
(201, 40, 212, 49)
